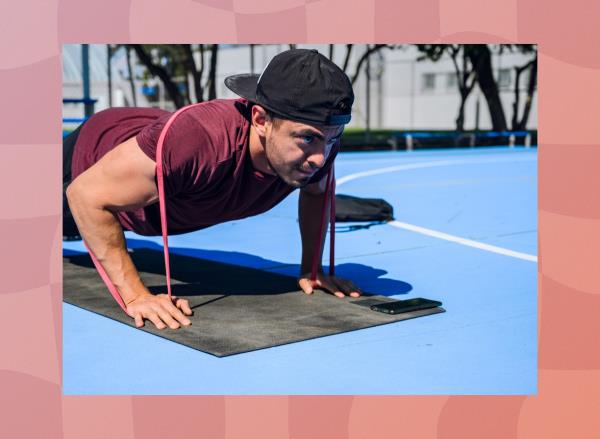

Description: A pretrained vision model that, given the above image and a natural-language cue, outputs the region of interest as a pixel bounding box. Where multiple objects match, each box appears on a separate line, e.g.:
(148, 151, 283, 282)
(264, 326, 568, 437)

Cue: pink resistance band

(85, 103, 336, 313)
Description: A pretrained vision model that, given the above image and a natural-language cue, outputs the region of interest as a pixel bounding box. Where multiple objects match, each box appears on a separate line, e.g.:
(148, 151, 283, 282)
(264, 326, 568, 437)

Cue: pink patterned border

(1, 0, 599, 437)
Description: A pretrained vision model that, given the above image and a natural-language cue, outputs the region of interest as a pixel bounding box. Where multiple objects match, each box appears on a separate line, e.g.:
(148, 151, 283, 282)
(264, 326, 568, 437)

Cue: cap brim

(224, 73, 260, 102)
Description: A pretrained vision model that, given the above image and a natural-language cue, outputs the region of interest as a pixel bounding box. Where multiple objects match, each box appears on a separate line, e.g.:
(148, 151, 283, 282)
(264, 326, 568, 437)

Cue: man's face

(263, 118, 344, 188)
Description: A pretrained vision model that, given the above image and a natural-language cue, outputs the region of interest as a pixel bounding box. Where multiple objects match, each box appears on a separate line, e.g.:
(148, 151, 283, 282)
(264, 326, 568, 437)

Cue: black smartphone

(370, 298, 442, 315)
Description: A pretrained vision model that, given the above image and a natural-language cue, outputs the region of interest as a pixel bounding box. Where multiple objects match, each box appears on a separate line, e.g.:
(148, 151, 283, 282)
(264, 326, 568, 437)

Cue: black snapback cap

(225, 49, 354, 126)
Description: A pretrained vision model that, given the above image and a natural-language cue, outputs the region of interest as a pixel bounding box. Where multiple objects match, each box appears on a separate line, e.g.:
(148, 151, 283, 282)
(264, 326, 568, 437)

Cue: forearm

(66, 184, 151, 305)
(299, 189, 329, 274)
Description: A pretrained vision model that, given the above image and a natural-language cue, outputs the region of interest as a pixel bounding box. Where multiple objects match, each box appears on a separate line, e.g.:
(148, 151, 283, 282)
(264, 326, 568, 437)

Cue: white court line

(388, 221, 537, 262)
(336, 156, 536, 187)
(336, 155, 538, 263)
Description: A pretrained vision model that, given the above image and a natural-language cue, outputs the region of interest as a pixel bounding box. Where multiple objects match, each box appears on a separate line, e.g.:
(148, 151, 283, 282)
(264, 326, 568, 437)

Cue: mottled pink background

(1, 0, 599, 437)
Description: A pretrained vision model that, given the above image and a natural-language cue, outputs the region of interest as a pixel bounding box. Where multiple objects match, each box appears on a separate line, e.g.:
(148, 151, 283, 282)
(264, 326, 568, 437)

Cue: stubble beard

(264, 138, 309, 188)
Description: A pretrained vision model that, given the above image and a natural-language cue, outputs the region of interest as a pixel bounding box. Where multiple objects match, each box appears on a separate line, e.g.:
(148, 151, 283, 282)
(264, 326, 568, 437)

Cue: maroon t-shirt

(71, 98, 337, 236)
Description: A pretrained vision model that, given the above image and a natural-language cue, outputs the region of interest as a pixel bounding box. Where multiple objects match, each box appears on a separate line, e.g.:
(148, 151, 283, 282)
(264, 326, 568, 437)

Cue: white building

(63, 44, 537, 131)
(63, 45, 131, 121)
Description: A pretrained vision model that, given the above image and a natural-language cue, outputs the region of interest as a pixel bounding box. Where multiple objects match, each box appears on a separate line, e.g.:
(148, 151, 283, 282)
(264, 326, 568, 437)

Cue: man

(64, 48, 362, 331)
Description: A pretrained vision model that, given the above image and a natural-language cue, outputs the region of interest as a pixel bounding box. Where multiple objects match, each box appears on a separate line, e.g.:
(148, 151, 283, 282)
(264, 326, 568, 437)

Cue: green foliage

(137, 45, 189, 80)
(116, 44, 219, 109)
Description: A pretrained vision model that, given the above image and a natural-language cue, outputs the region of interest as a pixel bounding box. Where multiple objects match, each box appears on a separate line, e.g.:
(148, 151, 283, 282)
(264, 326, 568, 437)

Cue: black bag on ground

(335, 194, 394, 222)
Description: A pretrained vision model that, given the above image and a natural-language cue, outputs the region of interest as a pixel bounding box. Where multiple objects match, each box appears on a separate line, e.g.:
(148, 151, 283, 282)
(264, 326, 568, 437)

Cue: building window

(422, 73, 436, 92)
(498, 68, 512, 89)
(446, 72, 457, 89)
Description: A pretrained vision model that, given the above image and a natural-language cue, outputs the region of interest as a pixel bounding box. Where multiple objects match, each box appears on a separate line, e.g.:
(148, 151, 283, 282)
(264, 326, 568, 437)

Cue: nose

(306, 150, 326, 170)
(306, 142, 329, 170)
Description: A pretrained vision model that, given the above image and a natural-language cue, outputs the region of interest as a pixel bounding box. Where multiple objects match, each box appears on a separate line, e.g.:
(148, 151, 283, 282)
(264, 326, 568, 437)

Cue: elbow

(65, 180, 88, 212)
(65, 181, 78, 206)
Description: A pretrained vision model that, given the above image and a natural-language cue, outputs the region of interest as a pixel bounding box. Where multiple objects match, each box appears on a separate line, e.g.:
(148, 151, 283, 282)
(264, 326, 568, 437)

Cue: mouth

(295, 167, 314, 177)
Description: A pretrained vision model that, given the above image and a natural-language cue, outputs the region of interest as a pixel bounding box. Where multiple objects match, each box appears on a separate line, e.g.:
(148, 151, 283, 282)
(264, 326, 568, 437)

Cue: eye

(302, 135, 314, 144)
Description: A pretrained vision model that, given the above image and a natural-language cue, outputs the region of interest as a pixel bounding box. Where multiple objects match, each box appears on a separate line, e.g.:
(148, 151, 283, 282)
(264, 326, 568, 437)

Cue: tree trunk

(342, 44, 353, 72)
(456, 92, 467, 131)
(450, 47, 475, 132)
(467, 45, 507, 131)
(198, 44, 205, 101)
(130, 45, 185, 108)
(182, 44, 203, 103)
(351, 44, 389, 85)
(125, 46, 137, 106)
(516, 56, 537, 130)
(206, 44, 219, 101)
(107, 45, 113, 107)
(511, 64, 524, 130)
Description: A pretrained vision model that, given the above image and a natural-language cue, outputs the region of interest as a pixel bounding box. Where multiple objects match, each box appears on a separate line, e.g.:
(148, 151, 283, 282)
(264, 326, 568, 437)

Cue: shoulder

(153, 99, 250, 183)
(174, 98, 249, 133)
(166, 98, 250, 162)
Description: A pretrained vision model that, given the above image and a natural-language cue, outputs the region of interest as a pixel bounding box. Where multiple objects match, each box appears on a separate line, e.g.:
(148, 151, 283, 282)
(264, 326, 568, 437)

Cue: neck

(248, 125, 275, 175)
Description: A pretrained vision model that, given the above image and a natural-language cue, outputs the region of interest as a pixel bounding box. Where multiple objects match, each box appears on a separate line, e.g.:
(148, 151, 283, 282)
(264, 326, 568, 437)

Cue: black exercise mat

(63, 249, 445, 357)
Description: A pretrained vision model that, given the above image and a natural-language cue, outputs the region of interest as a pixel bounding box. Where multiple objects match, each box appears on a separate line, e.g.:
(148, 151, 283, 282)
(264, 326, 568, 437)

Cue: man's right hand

(67, 136, 194, 331)
(126, 293, 193, 330)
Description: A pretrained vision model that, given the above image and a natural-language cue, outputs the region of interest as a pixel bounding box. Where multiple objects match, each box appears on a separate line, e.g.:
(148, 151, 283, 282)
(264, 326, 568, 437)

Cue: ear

(251, 105, 269, 137)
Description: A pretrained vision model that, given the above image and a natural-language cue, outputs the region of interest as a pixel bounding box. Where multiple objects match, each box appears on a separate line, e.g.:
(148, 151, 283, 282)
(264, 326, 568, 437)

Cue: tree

(124, 45, 138, 107)
(342, 44, 353, 72)
(349, 44, 397, 85)
(124, 44, 220, 109)
(416, 44, 478, 131)
(465, 45, 507, 131)
(206, 44, 219, 101)
(416, 44, 537, 132)
(507, 45, 537, 130)
(418, 44, 509, 131)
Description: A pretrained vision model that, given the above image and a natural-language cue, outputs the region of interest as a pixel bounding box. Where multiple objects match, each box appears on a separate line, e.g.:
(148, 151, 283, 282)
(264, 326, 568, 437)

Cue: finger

(134, 313, 144, 328)
(329, 276, 363, 298)
(175, 298, 193, 316)
(162, 299, 191, 326)
(318, 278, 344, 298)
(298, 278, 314, 295)
(338, 281, 363, 298)
(147, 313, 167, 330)
(156, 308, 181, 330)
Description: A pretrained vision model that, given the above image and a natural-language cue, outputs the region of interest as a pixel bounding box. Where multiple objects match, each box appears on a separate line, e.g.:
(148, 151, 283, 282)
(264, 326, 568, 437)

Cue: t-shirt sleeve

(136, 112, 169, 162)
(136, 111, 210, 197)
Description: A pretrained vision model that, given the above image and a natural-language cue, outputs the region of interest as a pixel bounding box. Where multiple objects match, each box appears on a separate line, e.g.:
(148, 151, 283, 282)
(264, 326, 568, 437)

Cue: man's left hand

(298, 272, 362, 298)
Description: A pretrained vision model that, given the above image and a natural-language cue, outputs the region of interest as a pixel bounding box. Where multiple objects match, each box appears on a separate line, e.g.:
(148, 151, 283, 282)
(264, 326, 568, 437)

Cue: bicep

(68, 136, 158, 211)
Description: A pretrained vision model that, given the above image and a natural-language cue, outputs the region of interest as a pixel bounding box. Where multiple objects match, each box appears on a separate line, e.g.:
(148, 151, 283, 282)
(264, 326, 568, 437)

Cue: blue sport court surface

(63, 146, 537, 395)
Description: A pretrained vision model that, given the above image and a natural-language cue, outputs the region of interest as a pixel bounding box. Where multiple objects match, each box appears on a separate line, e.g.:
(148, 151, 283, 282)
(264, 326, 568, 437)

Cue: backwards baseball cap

(225, 49, 354, 126)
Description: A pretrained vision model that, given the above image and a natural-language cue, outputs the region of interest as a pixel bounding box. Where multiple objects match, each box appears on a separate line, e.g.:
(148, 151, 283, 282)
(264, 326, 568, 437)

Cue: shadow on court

(63, 238, 412, 297)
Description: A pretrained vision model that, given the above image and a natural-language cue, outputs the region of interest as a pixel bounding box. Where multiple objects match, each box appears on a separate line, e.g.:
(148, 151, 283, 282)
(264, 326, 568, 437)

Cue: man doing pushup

(64, 49, 362, 330)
